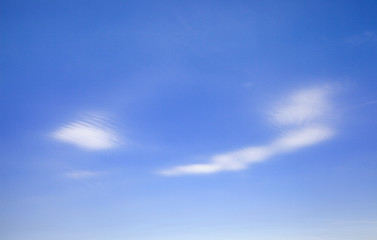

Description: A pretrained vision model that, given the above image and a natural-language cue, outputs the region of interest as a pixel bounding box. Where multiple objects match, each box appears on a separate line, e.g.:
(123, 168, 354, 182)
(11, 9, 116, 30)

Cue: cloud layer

(159, 86, 336, 176)
(52, 114, 119, 150)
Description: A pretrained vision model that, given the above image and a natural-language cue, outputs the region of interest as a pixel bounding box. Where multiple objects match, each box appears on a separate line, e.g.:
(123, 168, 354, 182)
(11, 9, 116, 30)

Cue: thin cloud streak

(159, 86, 336, 176)
(64, 170, 107, 179)
(159, 126, 334, 176)
(52, 114, 120, 150)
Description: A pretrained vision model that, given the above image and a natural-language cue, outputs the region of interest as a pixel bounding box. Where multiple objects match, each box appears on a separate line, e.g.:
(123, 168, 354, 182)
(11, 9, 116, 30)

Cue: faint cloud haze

(159, 86, 336, 176)
(346, 31, 377, 47)
(64, 170, 107, 179)
(52, 114, 120, 150)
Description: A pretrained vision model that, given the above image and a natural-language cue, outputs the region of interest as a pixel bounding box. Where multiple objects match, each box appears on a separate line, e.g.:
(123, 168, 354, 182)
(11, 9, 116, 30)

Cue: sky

(1, 0, 377, 239)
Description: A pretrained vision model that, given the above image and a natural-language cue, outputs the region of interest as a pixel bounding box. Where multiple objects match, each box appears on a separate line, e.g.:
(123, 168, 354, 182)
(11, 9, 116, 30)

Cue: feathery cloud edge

(52, 114, 120, 150)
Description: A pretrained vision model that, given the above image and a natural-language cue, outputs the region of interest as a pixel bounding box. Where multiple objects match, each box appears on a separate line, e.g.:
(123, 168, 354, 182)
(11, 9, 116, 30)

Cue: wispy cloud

(270, 87, 331, 127)
(346, 31, 377, 47)
(64, 170, 107, 179)
(159, 86, 336, 176)
(52, 114, 120, 150)
(159, 126, 334, 176)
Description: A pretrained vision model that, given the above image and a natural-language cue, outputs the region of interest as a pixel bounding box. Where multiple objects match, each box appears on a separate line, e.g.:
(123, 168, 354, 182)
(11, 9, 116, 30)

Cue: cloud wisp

(64, 170, 107, 179)
(52, 114, 120, 150)
(270, 87, 332, 127)
(159, 86, 336, 176)
(346, 31, 377, 47)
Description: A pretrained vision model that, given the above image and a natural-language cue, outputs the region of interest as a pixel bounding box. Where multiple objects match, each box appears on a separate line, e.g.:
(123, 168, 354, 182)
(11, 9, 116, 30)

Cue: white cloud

(52, 114, 119, 150)
(64, 170, 106, 179)
(270, 87, 331, 126)
(159, 126, 334, 176)
(272, 126, 334, 151)
(159, 86, 336, 176)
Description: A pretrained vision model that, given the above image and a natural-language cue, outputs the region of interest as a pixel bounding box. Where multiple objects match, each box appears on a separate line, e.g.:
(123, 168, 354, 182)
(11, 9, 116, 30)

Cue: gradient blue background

(1, 0, 377, 239)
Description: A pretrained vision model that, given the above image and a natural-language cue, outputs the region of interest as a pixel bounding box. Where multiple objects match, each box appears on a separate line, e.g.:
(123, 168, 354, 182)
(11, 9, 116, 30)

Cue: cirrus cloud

(159, 85, 337, 176)
(270, 86, 332, 127)
(52, 114, 120, 150)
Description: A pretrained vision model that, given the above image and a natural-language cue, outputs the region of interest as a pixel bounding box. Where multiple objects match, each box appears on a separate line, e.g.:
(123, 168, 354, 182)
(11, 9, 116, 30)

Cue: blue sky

(1, 0, 377, 239)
